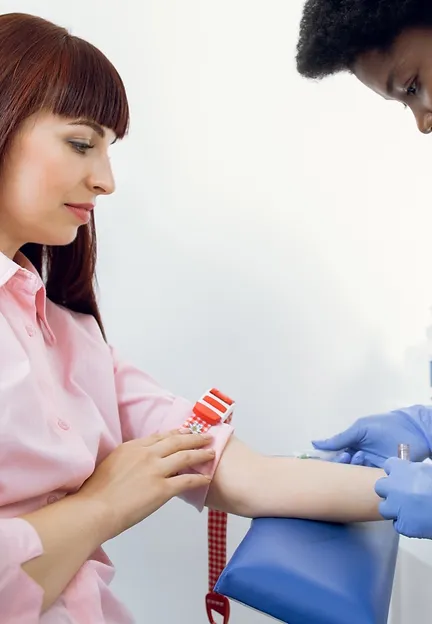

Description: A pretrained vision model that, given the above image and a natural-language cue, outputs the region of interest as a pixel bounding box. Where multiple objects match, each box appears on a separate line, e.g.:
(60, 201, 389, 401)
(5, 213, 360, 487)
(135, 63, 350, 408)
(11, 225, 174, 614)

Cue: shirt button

(57, 419, 70, 431)
(26, 325, 36, 337)
(47, 494, 58, 504)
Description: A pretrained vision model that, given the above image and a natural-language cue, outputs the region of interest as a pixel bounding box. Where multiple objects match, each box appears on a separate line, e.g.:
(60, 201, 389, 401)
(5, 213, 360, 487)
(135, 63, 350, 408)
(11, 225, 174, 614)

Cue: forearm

(20, 493, 110, 613)
(206, 437, 383, 522)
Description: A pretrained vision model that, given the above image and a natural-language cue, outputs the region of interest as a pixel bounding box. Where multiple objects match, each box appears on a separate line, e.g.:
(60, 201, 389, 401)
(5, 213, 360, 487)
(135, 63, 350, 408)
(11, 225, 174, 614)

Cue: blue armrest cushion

(215, 517, 399, 624)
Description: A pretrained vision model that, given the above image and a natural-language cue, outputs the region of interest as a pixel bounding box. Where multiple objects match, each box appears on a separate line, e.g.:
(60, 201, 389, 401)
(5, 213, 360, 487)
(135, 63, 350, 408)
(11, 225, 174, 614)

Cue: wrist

(71, 491, 118, 544)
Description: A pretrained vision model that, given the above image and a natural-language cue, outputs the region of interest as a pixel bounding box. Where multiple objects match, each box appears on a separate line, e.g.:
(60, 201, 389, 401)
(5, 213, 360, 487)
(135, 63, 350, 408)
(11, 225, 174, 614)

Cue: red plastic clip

(206, 592, 230, 624)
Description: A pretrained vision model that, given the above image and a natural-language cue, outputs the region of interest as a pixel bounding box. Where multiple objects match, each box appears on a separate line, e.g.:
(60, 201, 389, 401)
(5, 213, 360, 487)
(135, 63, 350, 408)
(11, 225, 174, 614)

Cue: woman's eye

(69, 141, 94, 154)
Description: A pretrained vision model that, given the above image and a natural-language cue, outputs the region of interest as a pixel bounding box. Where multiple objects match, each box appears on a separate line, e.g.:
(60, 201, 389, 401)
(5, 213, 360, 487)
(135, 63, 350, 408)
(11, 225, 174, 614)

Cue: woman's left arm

(206, 436, 384, 523)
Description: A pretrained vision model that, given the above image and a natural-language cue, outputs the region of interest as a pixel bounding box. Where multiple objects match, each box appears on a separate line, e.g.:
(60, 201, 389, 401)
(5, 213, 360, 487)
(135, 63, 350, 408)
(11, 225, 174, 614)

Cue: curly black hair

(296, 0, 432, 79)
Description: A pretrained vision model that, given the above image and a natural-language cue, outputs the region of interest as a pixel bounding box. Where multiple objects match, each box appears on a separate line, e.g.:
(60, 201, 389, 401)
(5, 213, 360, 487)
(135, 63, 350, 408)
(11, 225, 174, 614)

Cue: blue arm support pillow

(215, 517, 399, 624)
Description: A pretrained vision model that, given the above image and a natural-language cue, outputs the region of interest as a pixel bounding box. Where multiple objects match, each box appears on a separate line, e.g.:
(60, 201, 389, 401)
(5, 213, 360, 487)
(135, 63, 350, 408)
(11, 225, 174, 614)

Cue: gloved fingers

(383, 456, 406, 476)
(312, 423, 363, 452)
(330, 451, 352, 464)
(351, 451, 366, 465)
(392, 518, 405, 537)
(329, 449, 375, 466)
(363, 453, 386, 468)
(393, 517, 425, 539)
(393, 518, 415, 538)
(327, 449, 362, 464)
(337, 451, 352, 464)
(343, 450, 384, 467)
(374, 475, 390, 499)
(378, 498, 398, 520)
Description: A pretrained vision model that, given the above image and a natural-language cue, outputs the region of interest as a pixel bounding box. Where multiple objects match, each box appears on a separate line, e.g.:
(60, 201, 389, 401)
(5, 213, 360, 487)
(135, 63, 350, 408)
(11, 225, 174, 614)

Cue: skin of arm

(20, 435, 383, 614)
(206, 436, 384, 522)
(20, 495, 111, 612)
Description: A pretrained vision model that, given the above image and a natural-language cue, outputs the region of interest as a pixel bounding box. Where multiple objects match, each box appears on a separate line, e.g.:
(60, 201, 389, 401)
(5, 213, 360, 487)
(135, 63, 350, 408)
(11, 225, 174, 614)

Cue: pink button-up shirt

(0, 251, 233, 623)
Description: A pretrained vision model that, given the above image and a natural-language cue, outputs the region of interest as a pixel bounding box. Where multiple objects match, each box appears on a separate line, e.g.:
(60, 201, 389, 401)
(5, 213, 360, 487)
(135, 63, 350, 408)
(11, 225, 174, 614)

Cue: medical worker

(297, 0, 432, 539)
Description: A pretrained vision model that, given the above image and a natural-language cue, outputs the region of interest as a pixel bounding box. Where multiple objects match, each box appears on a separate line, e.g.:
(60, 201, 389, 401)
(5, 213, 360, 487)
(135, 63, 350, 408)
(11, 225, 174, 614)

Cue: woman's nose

(90, 159, 116, 196)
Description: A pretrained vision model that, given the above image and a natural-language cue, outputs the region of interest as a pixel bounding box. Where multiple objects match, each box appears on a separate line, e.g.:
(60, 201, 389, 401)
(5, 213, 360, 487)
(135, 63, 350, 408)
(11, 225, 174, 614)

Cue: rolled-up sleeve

(110, 347, 234, 511)
(0, 518, 44, 620)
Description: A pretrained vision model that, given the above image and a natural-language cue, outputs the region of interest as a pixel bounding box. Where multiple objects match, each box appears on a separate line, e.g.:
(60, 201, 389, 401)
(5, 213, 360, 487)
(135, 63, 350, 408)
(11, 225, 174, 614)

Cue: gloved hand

(312, 405, 432, 467)
(376, 458, 432, 539)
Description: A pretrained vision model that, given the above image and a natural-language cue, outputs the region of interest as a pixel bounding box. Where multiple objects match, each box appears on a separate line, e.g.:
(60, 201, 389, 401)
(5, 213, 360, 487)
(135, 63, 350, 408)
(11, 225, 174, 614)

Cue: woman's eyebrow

(66, 119, 117, 144)
(67, 119, 105, 138)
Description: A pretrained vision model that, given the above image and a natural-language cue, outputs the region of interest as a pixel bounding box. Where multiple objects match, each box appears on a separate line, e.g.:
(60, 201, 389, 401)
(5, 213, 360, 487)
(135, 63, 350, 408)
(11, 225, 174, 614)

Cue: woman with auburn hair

(0, 11, 385, 623)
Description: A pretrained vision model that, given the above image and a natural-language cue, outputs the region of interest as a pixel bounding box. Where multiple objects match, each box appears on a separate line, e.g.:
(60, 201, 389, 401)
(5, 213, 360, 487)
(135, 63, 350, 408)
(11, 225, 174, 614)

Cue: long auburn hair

(0, 13, 130, 339)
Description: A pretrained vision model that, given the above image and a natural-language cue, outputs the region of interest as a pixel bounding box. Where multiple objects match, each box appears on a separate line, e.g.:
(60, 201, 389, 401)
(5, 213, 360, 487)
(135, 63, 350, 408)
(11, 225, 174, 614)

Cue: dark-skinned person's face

(354, 28, 432, 134)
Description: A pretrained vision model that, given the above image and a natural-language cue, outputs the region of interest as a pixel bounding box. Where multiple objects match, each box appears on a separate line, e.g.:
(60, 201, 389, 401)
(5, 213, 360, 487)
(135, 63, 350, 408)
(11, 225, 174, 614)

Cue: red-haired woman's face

(0, 111, 116, 258)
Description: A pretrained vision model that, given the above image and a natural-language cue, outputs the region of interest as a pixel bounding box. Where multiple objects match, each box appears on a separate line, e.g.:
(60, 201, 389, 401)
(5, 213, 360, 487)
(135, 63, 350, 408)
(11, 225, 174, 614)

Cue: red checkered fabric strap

(182, 389, 234, 624)
(206, 447, 231, 623)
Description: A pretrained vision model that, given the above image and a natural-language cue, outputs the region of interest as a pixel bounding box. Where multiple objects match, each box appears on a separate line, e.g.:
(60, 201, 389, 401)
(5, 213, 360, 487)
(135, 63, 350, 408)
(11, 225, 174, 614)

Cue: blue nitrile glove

(312, 405, 432, 468)
(375, 458, 432, 539)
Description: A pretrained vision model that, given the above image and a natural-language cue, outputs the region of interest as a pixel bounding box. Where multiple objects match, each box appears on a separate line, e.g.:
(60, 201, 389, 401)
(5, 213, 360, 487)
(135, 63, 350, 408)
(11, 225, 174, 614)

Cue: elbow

(206, 451, 269, 518)
(206, 485, 255, 518)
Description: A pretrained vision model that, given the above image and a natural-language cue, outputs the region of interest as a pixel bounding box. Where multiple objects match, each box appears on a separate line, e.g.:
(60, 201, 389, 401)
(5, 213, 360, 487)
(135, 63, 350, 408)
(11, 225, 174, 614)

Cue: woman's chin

(36, 226, 81, 247)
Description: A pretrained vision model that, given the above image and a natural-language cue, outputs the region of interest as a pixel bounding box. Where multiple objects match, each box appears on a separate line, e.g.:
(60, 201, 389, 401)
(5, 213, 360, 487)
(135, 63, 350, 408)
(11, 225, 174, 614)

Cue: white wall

(4, 0, 432, 621)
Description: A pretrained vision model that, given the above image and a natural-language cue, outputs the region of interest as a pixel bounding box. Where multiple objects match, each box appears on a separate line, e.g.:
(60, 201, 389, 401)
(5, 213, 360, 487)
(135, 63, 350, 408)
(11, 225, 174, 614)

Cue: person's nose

(88, 155, 116, 196)
(414, 108, 432, 135)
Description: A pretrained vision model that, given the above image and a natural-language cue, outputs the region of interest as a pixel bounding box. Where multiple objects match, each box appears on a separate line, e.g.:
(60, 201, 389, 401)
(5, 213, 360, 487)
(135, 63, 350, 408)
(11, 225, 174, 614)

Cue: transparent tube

(286, 449, 347, 461)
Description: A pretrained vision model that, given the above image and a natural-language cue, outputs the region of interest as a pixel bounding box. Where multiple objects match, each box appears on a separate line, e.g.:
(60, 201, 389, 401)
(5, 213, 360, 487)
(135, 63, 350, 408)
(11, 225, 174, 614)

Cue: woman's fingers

(168, 472, 212, 496)
(155, 431, 213, 458)
(162, 448, 216, 476)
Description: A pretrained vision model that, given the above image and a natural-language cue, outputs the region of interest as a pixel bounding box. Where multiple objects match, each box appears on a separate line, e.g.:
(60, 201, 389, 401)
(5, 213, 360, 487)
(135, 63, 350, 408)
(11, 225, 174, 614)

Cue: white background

(4, 0, 432, 621)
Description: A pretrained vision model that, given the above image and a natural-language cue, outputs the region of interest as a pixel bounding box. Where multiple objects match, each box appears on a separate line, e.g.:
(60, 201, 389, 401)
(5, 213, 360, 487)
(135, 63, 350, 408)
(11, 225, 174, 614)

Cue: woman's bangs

(48, 38, 129, 139)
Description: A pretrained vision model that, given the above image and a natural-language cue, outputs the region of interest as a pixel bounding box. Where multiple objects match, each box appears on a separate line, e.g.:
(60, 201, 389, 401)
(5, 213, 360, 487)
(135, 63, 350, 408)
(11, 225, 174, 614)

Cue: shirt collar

(0, 249, 56, 345)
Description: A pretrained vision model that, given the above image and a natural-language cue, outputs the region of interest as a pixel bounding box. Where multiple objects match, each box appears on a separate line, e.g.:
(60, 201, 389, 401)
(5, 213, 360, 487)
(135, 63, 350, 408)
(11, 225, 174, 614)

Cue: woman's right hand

(76, 429, 215, 540)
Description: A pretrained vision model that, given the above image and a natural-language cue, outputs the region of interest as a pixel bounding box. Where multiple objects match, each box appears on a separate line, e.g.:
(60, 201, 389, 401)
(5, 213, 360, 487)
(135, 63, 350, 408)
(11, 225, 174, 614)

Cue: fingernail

(178, 427, 191, 434)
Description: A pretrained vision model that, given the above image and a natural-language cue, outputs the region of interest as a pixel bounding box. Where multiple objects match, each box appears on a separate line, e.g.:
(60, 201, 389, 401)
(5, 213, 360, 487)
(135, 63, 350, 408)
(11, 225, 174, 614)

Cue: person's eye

(405, 77, 419, 96)
(68, 141, 94, 154)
